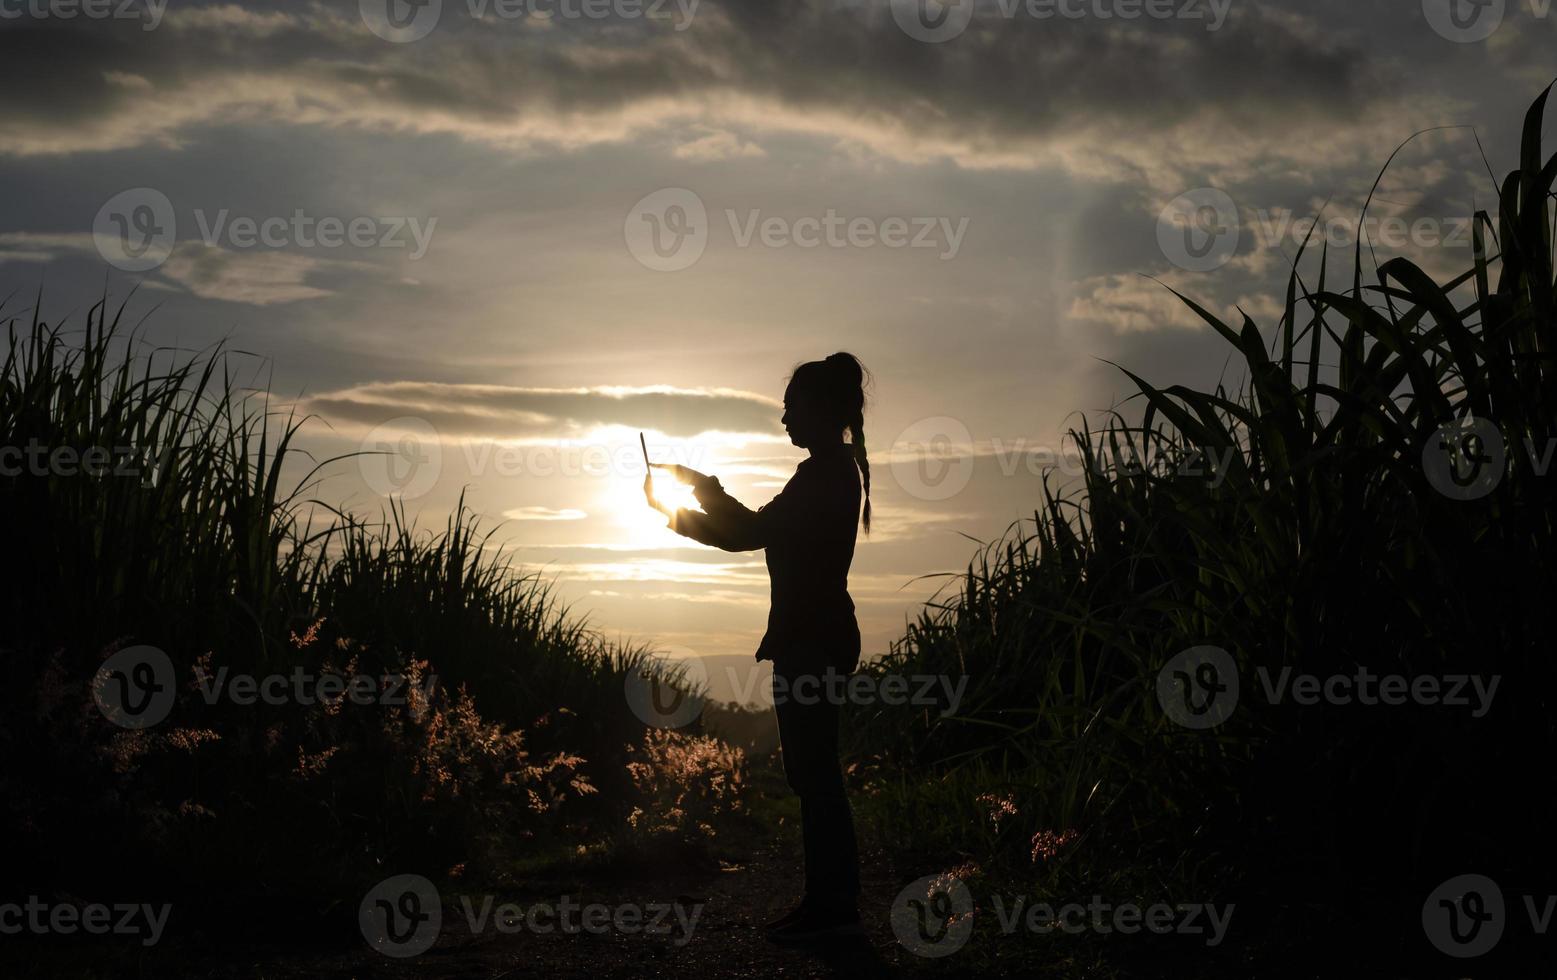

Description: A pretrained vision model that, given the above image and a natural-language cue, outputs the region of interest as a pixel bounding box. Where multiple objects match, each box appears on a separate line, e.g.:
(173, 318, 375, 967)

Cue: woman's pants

(771, 665, 861, 909)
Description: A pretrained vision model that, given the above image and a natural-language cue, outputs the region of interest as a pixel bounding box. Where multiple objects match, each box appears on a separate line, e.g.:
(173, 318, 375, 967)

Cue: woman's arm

(645, 465, 787, 552)
(672, 475, 771, 551)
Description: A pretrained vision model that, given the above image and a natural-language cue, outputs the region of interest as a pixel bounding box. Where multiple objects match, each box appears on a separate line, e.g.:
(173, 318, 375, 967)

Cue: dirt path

(4, 765, 922, 979)
(399, 835, 909, 980)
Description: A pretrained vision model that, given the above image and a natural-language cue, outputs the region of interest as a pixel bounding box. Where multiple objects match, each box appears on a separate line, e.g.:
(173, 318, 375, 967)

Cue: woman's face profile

(782, 385, 832, 448)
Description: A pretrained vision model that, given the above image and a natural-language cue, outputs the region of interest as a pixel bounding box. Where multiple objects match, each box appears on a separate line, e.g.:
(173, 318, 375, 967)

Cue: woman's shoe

(763, 899, 809, 933)
(765, 902, 862, 945)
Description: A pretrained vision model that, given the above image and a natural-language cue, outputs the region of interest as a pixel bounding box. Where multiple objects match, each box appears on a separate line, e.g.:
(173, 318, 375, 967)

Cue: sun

(597, 451, 699, 547)
(588, 427, 772, 548)
(639, 470, 699, 521)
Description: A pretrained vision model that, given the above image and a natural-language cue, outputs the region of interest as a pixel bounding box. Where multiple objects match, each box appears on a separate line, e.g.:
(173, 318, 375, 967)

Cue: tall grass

(848, 86, 1557, 935)
(0, 304, 723, 906)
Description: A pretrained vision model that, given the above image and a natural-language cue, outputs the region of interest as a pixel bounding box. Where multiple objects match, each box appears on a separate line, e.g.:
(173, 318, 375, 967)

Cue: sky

(2, 0, 1553, 683)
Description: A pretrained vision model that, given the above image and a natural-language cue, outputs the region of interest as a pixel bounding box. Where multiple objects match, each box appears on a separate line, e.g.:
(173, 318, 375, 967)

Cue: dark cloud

(304, 380, 783, 437)
(0, 0, 1391, 166)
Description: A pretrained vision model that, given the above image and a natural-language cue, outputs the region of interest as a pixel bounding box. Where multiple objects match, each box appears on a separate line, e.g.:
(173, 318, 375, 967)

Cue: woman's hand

(646, 464, 717, 519)
(643, 473, 669, 516)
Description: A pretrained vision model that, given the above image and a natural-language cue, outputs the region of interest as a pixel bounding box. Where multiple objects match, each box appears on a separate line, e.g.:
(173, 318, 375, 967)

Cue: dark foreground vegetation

(848, 87, 1557, 973)
(0, 300, 745, 927)
(4, 88, 1556, 978)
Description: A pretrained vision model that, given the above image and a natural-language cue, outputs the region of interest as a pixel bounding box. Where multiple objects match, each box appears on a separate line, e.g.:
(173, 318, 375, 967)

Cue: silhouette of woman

(643, 352, 871, 943)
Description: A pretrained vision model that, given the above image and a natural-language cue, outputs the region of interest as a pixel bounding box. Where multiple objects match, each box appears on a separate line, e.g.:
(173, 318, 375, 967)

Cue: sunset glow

(5, 0, 1545, 666)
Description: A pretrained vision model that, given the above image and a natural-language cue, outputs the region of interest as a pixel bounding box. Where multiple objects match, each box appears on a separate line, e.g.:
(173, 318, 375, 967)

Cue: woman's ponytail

(823, 352, 871, 535)
(848, 410, 871, 535)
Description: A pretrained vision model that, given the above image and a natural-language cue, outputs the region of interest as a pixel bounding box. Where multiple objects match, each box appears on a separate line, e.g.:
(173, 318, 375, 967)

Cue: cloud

(0, 234, 363, 306)
(673, 128, 767, 161)
(0, 1, 1431, 186)
(545, 557, 767, 586)
(1068, 273, 1284, 333)
(0, 232, 94, 265)
(1067, 274, 1207, 332)
(158, 243, 336, 305)
(503, 506, 588, 520)
(304, 380, 784, 438)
